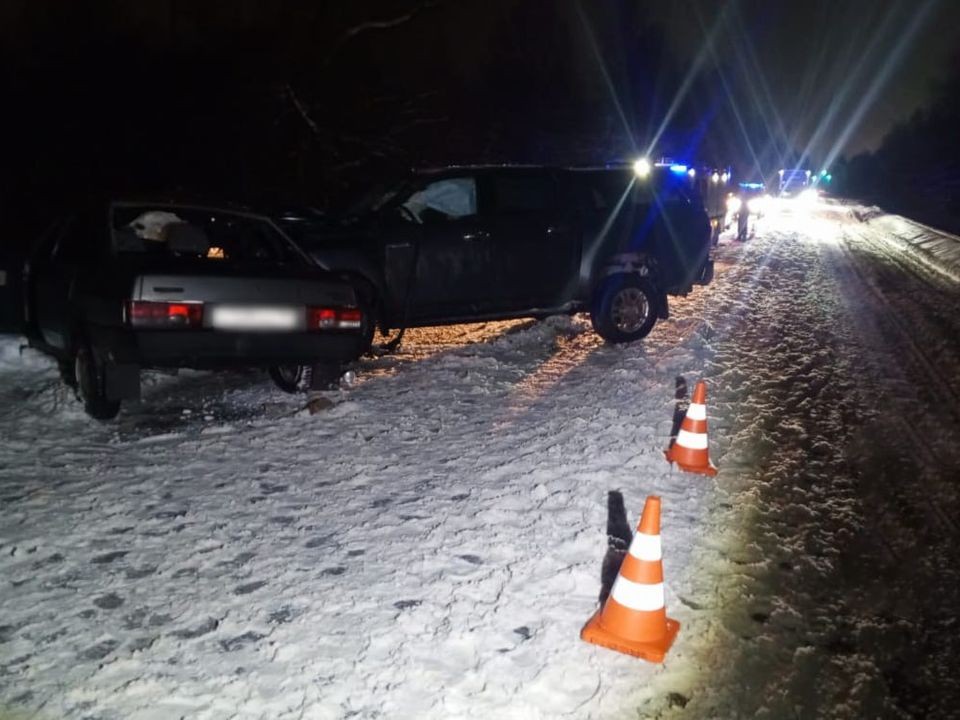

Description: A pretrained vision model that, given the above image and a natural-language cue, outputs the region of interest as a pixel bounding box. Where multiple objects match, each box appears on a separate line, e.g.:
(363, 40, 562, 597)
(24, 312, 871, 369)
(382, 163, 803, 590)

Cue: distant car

(1, 200, 368, 419)
(778, 168, 811, 197)
(278, 163, 713, 348)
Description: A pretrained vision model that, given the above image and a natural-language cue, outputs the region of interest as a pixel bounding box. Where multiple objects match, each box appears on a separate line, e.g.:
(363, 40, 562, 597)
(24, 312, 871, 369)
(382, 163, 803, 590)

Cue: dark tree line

(837, 52, 960, 231)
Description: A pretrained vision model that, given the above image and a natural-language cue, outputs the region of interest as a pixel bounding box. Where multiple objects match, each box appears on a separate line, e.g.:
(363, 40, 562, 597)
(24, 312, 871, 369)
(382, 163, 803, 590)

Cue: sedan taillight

(127, 300, 204, 329)
(307, 306, 363, 331)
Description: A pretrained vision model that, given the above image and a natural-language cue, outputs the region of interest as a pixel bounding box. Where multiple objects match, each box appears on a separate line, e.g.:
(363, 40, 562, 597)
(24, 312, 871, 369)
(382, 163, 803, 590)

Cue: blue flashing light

(738, 182, 765, 190)
(669, 164, 688, 175)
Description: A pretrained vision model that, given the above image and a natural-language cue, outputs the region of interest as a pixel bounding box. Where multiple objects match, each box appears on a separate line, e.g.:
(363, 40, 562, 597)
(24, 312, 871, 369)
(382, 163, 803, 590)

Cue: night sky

(646, 0, 960, 157)
(1, 0, 957, 212)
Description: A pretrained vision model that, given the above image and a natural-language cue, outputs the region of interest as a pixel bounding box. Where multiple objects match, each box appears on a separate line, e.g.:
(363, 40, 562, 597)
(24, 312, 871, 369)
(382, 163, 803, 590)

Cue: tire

(699, 258, 715, 285)
(268, 364, 311, 393)
(590, 274, 659, 344)
(58, 358, 77, 388)
(75, 342, 121, 420)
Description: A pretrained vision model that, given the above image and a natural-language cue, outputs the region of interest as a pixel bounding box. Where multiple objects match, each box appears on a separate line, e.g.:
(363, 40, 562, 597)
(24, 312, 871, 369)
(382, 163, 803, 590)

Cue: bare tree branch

(284, 83, 320, 136)
(323, 1, 442, 68)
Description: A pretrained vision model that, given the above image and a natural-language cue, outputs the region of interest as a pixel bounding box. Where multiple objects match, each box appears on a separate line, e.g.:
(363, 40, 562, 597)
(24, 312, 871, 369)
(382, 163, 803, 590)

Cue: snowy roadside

(848, 206, 960, 283)
(0, 271, 730, 718)
(2, 200, 959, 719)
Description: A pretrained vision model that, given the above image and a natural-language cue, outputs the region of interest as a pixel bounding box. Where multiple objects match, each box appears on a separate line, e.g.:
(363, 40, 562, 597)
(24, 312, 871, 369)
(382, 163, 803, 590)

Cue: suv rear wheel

(590, 274, 659, 343)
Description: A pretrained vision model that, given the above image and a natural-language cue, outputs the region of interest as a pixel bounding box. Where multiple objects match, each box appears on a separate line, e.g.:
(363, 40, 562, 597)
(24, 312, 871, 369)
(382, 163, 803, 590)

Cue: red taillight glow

(127, 300, 204, 328)
(306, 306, 363, 331)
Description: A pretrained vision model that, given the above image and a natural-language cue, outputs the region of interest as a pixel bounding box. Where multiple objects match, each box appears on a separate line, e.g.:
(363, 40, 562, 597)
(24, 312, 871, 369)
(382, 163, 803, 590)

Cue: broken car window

(402, 177, 477, 222)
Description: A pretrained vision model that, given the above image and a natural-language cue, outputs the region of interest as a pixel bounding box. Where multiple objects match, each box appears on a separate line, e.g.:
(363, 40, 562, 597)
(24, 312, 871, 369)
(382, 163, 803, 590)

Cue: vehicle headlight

(747, 196, 766, 214)
(726, 196, 742, 213)
(799, 188, 818, 204)
(633, 158, 652, 178)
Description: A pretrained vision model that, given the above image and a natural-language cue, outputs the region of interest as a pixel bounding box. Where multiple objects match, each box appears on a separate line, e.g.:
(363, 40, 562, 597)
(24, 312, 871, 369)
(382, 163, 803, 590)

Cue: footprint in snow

(91, 550, 128, 565)
(220, 631, 264, 652)
(218, 551, 256, 568)
(126, 565, 157, 579)
(79, 639, 119, 661)
(93, 593, 124, 610)
(513, 626, 532, 640)
(170, 617, 219, 639)
(394, 600, 421, 610)
(458, 554, 483, 565)
(305, 534, 335, 549)
(234, 580, 267, 595)
(268, 607, 297, 625)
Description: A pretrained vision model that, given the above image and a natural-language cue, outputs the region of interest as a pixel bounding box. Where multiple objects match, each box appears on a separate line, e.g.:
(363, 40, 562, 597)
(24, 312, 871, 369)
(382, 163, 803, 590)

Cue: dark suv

(282, 164, 713, 347)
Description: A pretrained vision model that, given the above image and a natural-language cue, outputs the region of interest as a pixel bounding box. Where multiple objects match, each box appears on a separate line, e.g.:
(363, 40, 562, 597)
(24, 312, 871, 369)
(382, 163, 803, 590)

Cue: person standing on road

(737, 200, 750, 242)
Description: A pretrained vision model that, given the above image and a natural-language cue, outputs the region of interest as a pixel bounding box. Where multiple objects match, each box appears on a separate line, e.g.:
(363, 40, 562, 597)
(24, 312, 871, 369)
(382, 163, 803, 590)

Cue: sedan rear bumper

(91, 326, 365, 370)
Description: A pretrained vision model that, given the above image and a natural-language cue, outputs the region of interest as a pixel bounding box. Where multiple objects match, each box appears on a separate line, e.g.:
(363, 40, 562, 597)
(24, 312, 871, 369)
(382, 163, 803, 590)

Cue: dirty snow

(1, 199, 959, 719)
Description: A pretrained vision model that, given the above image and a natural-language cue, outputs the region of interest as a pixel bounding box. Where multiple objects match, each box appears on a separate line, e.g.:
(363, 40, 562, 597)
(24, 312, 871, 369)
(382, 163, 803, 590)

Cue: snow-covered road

(2, 201, 959, 719)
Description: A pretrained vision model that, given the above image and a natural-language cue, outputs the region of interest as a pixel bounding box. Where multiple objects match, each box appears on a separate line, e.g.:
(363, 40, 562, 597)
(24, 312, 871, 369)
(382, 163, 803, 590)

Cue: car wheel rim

(611, 288, 649, 334)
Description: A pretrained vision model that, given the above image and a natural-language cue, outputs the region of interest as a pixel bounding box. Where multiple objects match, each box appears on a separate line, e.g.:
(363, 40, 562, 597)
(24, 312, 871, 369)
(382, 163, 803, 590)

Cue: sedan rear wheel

(75, 342, 121, 420)
(268, 364, 311, 394)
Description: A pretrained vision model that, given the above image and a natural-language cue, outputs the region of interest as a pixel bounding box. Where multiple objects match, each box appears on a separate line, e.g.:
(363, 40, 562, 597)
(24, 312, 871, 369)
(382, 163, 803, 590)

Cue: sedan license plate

(209, 305, 301, 331)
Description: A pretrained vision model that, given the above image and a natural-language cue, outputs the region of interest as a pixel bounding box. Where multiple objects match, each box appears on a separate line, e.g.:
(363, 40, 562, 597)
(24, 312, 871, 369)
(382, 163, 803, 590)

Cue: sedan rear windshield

(110, 205, 299, 263)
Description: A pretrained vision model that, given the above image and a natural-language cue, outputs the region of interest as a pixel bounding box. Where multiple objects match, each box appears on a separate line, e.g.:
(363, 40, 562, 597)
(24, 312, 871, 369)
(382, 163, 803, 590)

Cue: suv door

(487, 170, 580, 309)
(398, 175, 496, 320)
(650, 181, 710, 292)
(32, 212, 102, 352)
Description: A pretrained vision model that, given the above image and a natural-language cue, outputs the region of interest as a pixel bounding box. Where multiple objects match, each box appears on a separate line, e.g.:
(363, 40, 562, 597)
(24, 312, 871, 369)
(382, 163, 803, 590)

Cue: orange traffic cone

(664, 379, 717, 476)
(581, 496, 680, 662)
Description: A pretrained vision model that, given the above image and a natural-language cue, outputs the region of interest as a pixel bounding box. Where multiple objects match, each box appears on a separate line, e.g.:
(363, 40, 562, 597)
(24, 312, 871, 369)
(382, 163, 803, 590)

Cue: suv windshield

(110, 205, 299, 263)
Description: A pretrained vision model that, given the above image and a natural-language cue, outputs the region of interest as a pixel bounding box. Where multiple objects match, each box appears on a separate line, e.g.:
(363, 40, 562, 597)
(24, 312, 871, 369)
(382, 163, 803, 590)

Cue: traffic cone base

(663, 447, 717, 476)
(581, 611, 680, 663)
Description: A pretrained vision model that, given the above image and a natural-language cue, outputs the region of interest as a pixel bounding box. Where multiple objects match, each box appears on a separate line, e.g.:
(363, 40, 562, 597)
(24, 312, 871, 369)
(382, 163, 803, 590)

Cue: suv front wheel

(590, 274, 659, 343)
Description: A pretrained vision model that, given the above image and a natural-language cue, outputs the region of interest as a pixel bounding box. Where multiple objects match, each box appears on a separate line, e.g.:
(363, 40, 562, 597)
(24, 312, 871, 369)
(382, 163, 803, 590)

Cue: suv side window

(491, 173, 555, 215)
(403, 177, 477, 223)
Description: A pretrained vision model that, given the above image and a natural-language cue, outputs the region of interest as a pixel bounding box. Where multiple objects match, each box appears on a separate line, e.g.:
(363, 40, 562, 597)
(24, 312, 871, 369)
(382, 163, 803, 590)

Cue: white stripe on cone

(610, 577, 665, 612)
(686, 403, 707, 421)
(676, 429, 709, 449)
(628, 532, 662, 562)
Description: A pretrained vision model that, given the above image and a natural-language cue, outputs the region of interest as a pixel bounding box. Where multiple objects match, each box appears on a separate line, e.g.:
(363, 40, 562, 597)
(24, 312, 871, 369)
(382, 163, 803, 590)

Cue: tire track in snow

(657, 208, 960, 719)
